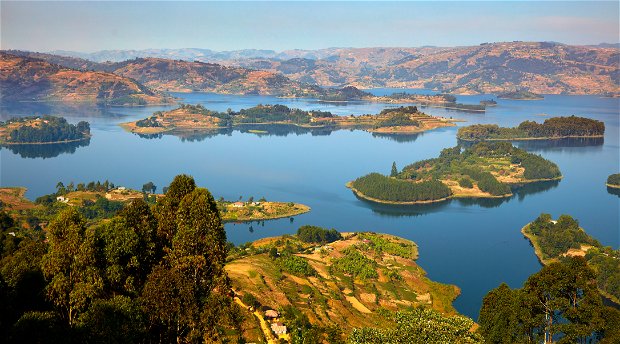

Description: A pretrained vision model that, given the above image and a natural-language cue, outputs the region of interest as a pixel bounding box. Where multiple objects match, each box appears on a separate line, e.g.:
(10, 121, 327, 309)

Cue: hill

(0, 52, 170, 105)
(226, 231, 466, 341)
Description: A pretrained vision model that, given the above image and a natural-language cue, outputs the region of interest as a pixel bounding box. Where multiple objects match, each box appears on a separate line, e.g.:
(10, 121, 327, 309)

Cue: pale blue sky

(1, 1, 618, 52)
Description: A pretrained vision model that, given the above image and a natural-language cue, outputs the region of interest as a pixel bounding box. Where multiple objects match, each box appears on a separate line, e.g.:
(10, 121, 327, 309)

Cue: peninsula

(457, 116, 605, 141)
(121, 104, 456, 136)
(0, 116, 90, 145)
(521, 214, 620, 304)
(607, 174, 620, 189)
(226, 228, 480, 342)
(348, 141, 562, 204)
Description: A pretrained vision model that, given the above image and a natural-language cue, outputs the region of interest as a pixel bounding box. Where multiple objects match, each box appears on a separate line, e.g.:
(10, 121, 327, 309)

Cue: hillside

(226, 231, 463, 340)
(228, 42, 620, 95)
(0, 52, 170, 105)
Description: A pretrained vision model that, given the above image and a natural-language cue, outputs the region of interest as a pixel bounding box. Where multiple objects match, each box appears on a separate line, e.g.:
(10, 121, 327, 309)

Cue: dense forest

(524, 213, 620, 303)
(0, 175, 239, 343)
(607, 173, 620, 187)
(496, 90, 544, 100)
(2, 116, 90, 144)
(457, 116, 605, 141)
(297, 225, 342, 244)
(479, 257, 620, 344)
(350, 173, 452, 202)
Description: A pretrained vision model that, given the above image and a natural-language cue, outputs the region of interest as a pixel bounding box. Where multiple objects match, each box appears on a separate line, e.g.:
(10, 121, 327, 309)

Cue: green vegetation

(479, 257, 619, 344)
(1, 116, 90, 144)
(331, 247, 379, 280)
(607, 173, 620, 187)
(356, 232, 417, 259)
(523, 213, 620, 304)
(350, 173, 452, 203)
(351, 142, 561, 204)
(458, 116, 605, 141)
(276, 253, 316, 276)
(0, 174, 240, 343)
(349, 308, 483, 343)
(297, 225, 342, 244)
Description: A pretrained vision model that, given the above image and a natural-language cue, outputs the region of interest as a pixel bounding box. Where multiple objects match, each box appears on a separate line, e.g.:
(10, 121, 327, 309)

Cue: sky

(1, 1, 619, 53)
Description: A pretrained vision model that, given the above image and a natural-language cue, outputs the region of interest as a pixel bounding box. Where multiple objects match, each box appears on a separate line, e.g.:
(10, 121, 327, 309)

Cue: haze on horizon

(1, 1, 619, 53)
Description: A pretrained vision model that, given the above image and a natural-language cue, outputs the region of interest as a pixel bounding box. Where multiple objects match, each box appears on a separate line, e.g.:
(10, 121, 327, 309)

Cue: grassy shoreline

(221, 202, 310, 223)
(0, 135, 91, 145)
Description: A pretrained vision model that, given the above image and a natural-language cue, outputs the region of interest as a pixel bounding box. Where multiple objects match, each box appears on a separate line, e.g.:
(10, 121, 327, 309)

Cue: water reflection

(356, 179, 561, 216)
(130, 123, 425, 141)
(607, 186, 620, 198)
(1, 139, 91, 159)
(458, 137, 604, 151)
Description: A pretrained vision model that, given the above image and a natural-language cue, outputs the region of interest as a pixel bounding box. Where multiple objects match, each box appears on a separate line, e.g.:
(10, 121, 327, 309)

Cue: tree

(41, 208, 103, 327)
(479, 257, 605, 344)
(154, 175, 196, 247)
(142, 182, 156, 194)
(390, 162, 398, 177)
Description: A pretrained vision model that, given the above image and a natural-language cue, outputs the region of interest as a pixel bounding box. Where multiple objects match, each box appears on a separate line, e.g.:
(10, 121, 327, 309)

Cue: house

(56, 196, 69, 203)
(271, 322, 287, 335)
(116, 186, 126, 191)
(232, 202, 244, 208)
(250, 201, 261, 206)
(264, 309, 279, 319)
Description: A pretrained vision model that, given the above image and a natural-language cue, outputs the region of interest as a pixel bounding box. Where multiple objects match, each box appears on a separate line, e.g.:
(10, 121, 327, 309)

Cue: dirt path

(234, 296, 279, 344)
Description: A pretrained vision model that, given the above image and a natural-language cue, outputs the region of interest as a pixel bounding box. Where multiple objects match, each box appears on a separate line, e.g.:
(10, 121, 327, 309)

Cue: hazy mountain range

(45, 42, 620, 95)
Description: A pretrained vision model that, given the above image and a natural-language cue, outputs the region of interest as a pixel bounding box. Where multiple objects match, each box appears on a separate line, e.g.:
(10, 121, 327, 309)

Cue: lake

(1, 90, 618, 320)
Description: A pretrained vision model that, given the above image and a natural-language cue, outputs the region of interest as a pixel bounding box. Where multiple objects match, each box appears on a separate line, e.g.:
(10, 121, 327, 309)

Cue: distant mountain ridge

(48, 42, 619, 95)
(0, 52, 170, 104)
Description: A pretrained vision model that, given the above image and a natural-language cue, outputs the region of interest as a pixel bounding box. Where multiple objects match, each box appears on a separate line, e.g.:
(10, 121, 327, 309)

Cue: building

(56, 196, 69, 203)
(232, 202, 244, 208)
(265, 309, 279, 319)
(271, 322, 287, 335)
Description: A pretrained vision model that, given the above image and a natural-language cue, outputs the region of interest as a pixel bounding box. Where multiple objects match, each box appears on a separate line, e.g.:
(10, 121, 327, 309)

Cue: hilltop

(0, 52, 170, 105)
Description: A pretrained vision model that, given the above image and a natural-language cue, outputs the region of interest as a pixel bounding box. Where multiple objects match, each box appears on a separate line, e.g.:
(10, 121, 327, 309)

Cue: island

(364, 91, 487, 112)
(521, 213, 620, 304)
(218, 199, 310, 222)
(0, 116, 90, 145)
(457, 116, 605, 141)
(607, 173, 620, 189)
(497, 90, 544, 100)
(348, 141, 562, 204)
(227, 227, 481, 343)
(121, 104, 456, 136)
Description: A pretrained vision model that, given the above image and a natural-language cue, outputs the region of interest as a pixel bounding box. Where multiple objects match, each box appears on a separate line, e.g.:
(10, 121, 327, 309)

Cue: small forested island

(607, 173, 620, 189)
(497, 90, 544, 100)
(227, 227, 481, 343)
(457, 116, 605, 141)
(0, 116, 90, 144)
(121, 104, 455, 136)
(521, 213, 620, 304)
(348, 142, 561, 204)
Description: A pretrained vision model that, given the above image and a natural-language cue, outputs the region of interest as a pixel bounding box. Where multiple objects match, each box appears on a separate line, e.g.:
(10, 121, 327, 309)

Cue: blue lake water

(1, 90, 619, 320)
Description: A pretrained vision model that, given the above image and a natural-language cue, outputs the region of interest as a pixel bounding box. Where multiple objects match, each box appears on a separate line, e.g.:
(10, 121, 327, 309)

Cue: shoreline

(347, 176, 561, 206)
(0, 135, 91, 146)
(606, 183, 620, 189)
(458, 135, 604, 142)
